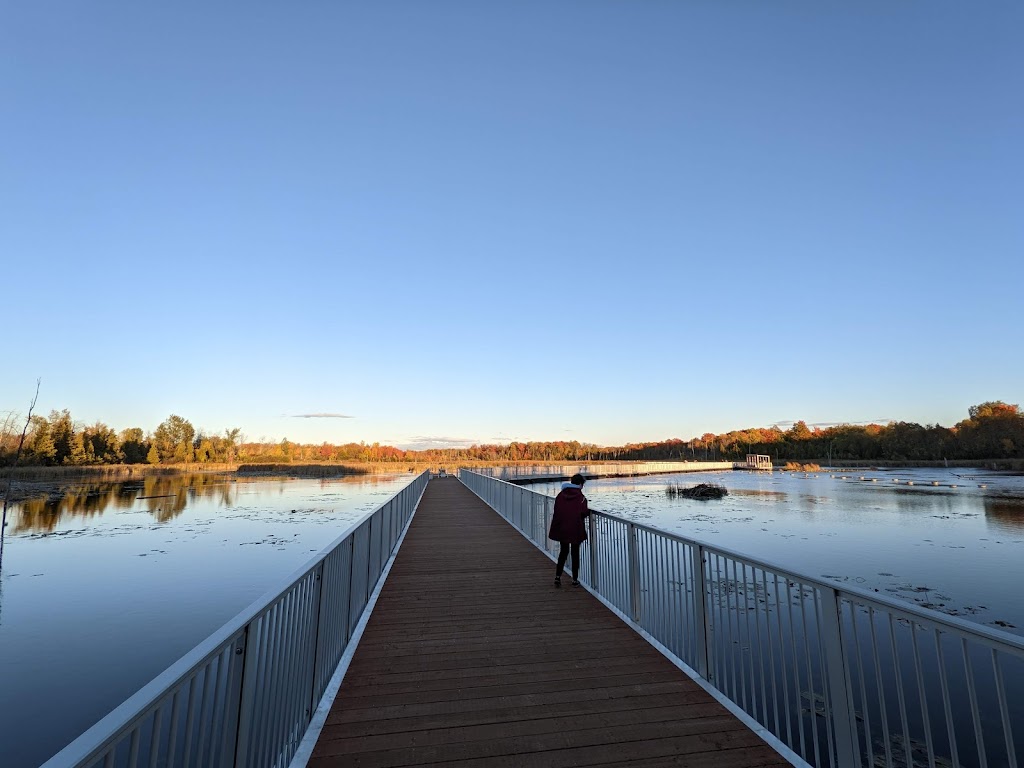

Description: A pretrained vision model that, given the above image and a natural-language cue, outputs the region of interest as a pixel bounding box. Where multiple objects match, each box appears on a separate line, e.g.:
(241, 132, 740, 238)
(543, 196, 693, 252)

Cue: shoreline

(2, 458, 1021, 506)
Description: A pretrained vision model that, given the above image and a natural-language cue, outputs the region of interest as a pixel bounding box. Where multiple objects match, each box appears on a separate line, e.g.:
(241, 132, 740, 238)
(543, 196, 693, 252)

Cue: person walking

(548, 473, 590, 587)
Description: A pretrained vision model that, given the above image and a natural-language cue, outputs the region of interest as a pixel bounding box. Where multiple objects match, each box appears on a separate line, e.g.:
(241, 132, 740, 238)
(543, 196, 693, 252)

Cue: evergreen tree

(27, 415, 57, 465)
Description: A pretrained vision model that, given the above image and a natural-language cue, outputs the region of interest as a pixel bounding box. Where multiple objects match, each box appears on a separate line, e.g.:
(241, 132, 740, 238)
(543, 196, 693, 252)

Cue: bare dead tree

(0, 379, 41, 570)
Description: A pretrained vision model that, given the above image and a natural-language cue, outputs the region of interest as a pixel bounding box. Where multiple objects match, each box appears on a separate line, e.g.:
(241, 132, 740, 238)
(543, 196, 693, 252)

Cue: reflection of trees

(983, 496, 1024, 533)
(8, 472, 411, 534)
(10, 474, 237, 533)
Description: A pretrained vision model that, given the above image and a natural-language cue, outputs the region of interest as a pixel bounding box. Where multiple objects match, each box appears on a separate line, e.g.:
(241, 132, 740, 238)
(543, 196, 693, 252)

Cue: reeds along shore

(2, 463, 240, 482)
(5, 456, 1024, 484)
(0, 459, 517, 485)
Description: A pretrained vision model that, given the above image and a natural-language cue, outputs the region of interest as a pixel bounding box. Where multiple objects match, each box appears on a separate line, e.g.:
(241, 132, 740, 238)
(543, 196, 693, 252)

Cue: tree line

(0, 401, 1021, 468)
(0, 411, 243, 467)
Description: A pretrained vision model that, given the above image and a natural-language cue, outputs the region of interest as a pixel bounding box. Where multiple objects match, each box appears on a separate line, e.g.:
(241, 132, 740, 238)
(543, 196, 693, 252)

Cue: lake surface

(0, 472, 414, 768)
(3, 467, 1022, 767)
(533, 467, 1024, 635)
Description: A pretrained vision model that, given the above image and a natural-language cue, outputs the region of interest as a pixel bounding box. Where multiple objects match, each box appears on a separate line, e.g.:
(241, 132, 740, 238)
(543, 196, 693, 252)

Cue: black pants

(556, 541, 581, 580)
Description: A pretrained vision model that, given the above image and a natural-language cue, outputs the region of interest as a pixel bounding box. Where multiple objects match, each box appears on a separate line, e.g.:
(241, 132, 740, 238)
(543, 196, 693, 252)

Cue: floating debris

(665, 483, 729, 500)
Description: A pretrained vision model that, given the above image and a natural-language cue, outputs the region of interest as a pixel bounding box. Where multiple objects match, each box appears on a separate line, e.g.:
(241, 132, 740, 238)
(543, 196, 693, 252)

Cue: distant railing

(42, 471, 430, 768)
(475, 460, 736, 482)
(459, 470, 1024, 768)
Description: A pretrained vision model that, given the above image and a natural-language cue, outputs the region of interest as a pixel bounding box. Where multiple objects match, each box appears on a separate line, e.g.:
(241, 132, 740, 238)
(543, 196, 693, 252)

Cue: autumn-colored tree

(153, 415, 196, 463)
(956, 401, 1024, 459)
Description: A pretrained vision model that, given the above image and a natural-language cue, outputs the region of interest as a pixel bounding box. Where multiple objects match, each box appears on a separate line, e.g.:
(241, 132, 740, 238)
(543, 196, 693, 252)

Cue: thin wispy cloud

(290, 413, 354, 419)
(772, 418, 891, 428)
(398, 435, 479, 451)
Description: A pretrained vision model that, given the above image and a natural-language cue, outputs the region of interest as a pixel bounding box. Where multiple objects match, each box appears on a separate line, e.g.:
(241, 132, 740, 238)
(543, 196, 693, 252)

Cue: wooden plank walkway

(308, 477, 791, 768)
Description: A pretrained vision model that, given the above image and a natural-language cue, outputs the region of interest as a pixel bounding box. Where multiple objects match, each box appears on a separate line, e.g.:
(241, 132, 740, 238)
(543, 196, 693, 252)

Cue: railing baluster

(166, 688, 182, 768)
(733, 559, 748, 712)
(910, 622, 937, 768)
(934, 628, 960, 767)
(588, 513, 598, 589)
(849, 601, 874, 766)
(627, 523, 640, 622)
(714, 553, 727, 688)
(992, 650, 1018, 768)
(815, 591, 836, 768)
(887, 614, 913, 768)
(193, 664, 214, 767)
(785, 578, 807, 761)
(146, 704, 163, 768)
(181, 672, 200, 768)
(762, 569, 780, 739)
(127, 728, 140, 768)
(774, 573, 794, 749)
(233, 623, 260, 768)
(868, 608, 893, 768)
(798, 583, 821, 764)
(963, 637, 988, 768)
(309, 565, 329, 714)
(753, 565, 768, 728)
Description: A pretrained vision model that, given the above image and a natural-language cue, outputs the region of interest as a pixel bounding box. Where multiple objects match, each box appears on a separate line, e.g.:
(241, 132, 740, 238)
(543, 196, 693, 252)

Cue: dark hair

(570, 473, 586, 486)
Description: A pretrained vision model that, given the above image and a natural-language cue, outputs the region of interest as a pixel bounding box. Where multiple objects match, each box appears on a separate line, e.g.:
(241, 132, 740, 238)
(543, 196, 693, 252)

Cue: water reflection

(0, 472, 413, 768)
(731, 488, 788, 500)
(984, 496, 1024, 533)
(10, 474, 237, 532)
(8, 474, 404, 534)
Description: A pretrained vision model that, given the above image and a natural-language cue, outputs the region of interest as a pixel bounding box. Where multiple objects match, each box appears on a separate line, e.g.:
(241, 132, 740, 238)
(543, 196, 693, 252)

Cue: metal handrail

(41, 471, 431, 768)
(603, 509, 1024, 657)
(459, 469, 1024, 768)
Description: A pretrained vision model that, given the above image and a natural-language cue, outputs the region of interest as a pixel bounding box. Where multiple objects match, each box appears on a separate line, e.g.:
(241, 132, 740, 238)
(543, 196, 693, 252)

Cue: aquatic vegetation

(665, 483, 728, 500)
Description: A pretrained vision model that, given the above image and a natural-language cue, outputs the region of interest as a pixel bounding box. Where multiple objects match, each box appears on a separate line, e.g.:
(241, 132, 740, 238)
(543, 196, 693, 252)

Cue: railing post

(627, 523, 641, 622)
(690, 544, 711, 681)
(819, 586, 858, 768)
(345, 535, 357, 641)
(232, 624, 258, 767)
(588, 515, 598, 589)
(545, 497, 553, 555)
(365, 515, 376, 605)
(309, 562, 328, 715)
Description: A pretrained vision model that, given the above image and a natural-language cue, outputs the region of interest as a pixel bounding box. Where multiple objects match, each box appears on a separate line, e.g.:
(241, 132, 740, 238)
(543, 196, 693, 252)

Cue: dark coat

(548, 485, 590, 544)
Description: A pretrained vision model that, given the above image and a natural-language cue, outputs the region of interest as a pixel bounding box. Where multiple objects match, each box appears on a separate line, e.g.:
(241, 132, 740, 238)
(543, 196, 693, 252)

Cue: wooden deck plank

(309, 477, 789, 767)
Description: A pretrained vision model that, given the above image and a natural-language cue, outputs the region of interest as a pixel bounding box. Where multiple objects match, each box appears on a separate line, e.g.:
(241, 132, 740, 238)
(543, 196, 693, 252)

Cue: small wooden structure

(746, 454, 773, 471)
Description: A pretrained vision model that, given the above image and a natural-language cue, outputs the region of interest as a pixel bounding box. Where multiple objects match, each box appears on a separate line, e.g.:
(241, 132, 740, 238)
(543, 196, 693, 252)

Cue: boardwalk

(308, 477, 791, 768)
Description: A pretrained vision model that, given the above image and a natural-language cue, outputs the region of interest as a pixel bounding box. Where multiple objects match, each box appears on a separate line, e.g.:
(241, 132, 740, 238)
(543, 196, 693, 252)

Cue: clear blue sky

(3, 2, 1021, 450)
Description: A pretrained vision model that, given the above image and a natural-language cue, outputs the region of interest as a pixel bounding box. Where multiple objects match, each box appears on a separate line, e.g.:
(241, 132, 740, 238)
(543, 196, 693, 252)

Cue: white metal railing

(474, 460, 736, 482)
(42, 471, 430, 768)
(459, 469, 1024, 768)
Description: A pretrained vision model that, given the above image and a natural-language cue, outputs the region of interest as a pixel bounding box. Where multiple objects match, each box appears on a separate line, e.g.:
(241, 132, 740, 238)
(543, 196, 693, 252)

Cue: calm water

(0, 473, 414, 768)
(534, 467, 1024, 635)
(3, 468, 1023, 767)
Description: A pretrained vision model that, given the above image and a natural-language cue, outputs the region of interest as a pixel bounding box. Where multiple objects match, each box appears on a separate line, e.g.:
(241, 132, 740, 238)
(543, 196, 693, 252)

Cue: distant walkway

(308, 477, 790, 767)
